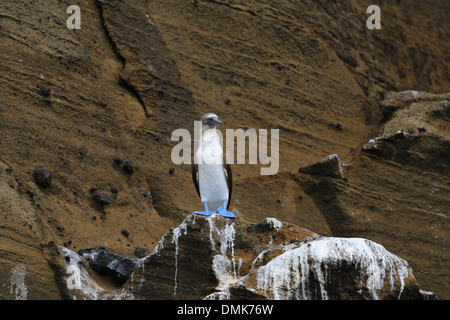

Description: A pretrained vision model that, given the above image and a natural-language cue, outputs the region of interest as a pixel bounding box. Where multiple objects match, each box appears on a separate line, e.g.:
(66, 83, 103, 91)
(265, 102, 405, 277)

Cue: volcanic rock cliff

(45, 215, 435, 300)
(0, 0, 448, 299)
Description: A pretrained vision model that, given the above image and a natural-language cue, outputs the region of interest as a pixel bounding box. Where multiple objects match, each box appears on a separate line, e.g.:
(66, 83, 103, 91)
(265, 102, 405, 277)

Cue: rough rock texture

(0, 0, 448, 299)
(36, 215, 435, 300)
(0, 162, 61, 299)
(245, 237, 431, 300)
(78, 248, 137, 284)
(125, 215, 320, 300)
(127, 215, 433, 300)
(299, 154, 347, 180)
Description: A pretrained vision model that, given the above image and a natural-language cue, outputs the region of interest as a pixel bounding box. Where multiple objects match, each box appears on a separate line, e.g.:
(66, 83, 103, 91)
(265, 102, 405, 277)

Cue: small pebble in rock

(134, 247, 147, 258)
(329, 123, 342, 131)
(121, 229, 130, 237)
(26, 190, 37, 199)
(93, 193, 113, 206)
(303, 237, 313, 243)
(33, 167, 53, 188)
(36, 83, 51, 97)
(114, 157, 124, 165)
(418, 126, 427, 133)
(123, 160, 134, 173)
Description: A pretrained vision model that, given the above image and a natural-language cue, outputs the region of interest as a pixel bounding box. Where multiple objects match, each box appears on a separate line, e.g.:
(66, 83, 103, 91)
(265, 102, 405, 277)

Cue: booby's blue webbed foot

(194, 202, 216, 216)
(216, 200, 234, 218)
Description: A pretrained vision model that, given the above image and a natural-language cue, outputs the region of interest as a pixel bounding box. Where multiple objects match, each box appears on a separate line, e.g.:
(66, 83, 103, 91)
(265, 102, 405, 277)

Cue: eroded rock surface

(0, 0, 448, 299)
(46, 214, 435, 300)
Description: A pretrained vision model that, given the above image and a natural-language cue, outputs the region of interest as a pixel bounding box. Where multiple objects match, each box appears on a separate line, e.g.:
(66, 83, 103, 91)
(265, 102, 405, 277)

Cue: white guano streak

(256, 237, 412, 300)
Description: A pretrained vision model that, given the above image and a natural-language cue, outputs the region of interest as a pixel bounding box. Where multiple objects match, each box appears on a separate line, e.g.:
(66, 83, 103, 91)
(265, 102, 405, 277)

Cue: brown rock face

(0, 0, 448, 299)
(31, 214, 433, 300)
(123, 215, 318, 299)
(126, 215, 431, 300)
(0, 162, 60, 299)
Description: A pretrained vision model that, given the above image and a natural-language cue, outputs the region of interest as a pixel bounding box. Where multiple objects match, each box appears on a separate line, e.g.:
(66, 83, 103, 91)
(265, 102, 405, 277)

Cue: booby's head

(201, 113, 224, 129)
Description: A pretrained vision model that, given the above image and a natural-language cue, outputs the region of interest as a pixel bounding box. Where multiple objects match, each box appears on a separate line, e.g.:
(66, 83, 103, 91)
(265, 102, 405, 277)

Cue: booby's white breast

(195, 130, 229, 210)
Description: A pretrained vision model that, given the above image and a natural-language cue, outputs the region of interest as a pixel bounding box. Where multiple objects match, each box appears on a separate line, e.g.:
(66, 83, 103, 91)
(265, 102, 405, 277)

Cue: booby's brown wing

(191, 156, 200, 198)
(223, 152, 232, 210)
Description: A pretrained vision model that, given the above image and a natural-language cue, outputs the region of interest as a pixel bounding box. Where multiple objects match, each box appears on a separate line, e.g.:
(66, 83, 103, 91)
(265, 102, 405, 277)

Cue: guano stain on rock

(0, 0, 448, 300)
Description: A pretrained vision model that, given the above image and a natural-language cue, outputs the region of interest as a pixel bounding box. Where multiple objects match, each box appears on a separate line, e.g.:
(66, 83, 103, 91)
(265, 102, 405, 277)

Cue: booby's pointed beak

(213, 118, 224, 125)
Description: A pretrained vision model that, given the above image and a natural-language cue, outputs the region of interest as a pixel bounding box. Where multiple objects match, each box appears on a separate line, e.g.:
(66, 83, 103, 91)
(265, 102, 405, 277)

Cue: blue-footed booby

(192, 113, 234, 218)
